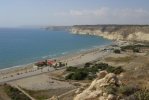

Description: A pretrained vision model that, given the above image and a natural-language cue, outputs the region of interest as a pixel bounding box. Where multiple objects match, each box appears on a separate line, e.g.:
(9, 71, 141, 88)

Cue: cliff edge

(71, 25, 149, 42)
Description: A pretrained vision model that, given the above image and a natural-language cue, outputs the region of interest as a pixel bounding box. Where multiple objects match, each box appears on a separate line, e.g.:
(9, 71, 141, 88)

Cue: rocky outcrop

(71, 25, 149, 42)
(74, 71, 122, 100)
(49, 96, 59, 100)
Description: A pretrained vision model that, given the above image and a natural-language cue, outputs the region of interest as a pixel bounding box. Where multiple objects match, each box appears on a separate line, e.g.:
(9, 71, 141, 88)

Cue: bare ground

(0, 85, 11, 100)
(24, 87, 76, 100)
(102, 51, 149, 89)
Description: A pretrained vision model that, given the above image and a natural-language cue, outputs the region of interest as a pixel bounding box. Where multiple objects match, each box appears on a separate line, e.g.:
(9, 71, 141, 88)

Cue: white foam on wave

(42, 55, 49, 59)
(61, 52, 68, 55)
(41, 54, 57, 59)
(0, 63, 32, 72)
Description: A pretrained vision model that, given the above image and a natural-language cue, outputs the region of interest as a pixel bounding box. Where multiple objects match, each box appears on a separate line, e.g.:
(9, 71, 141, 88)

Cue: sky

(0, 0, 149, 27)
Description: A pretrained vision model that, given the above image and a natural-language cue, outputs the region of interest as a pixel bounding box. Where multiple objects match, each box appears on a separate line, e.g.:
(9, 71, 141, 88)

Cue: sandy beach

(0, 44, 116, 100)
(0, 43, 117, 84)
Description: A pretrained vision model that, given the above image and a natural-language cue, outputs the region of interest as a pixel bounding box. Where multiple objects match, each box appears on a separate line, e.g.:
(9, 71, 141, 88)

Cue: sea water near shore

(0, 28, 112, 69)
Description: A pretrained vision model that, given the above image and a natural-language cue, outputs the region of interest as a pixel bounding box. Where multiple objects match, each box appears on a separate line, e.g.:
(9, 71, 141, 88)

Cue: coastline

(0, 42, 115, 83)
(0, 43, 112, 71)
(0, 28, 112, 69)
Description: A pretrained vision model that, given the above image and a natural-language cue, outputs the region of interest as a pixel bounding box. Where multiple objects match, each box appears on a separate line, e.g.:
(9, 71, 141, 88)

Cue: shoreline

(0, 40, 125, 84)
(0, 43, 111, 72)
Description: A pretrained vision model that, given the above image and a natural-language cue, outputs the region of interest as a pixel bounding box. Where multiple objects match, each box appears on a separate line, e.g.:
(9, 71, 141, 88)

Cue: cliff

(44, 26, 70, 31)
(71, 25, 149, 42)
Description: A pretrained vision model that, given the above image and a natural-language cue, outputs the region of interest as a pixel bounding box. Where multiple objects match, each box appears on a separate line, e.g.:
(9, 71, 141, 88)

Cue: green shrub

(133, 48, 140, 53)
(87, 66, 98, 74)
(87, 75, 95, 80)
(134, 88, 149, 100)
(65, 71, 88, 80)
(4, 84, 30, 100)
(121, 44, 149, 52)
(84, 62, 91, 68)
(119, 85, 136, 96)
(121, 45, 135, 50)
(114, 49, 121, 54)
(72, 71, 88, 80)
(94, 63, 109, 70)
(106, 66, 115, 73)
(65, 73, 74, 80)
(66, 66, 78, 72)
(65, 63, 124, 80)
(105, 85, 118, 94)
(106, 66, 124, 74)
(113, 66, 124, 74)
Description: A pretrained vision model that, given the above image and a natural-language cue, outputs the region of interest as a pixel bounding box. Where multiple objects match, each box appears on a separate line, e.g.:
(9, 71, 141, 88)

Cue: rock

(97, 71, 108, 79)
(75, 87, 84, 94)
(87, 90, 101, 99)
(74, 72, 124, 100)
(74, 90, 91, 100)
(103, 93, 108, 97)
(118, 73, 125, 79)
(107, 94, 116, 100)
(99, 96, 106, 100)
(49, 96, 59, 100)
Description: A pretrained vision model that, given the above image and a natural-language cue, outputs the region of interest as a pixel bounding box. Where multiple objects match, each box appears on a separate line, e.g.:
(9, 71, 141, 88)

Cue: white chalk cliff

(71, 25, 149, 42)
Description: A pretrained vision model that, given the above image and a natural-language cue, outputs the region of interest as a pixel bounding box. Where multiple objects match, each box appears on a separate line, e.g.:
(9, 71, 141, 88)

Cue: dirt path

(58, 88, 77, 98)
(11, 84, 36, 100)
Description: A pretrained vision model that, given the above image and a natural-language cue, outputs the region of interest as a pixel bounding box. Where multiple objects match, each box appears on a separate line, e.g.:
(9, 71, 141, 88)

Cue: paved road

(0, 67, 55, 84)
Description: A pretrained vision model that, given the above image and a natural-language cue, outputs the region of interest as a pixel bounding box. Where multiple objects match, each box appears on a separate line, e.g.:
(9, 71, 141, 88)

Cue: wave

(42, 54, 57, 59)
(61, 51, 68, 55)
(0, 63, 32, 72)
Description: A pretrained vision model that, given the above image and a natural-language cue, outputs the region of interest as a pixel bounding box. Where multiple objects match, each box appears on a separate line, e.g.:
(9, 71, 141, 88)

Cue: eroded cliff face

(71, 25, 149, 42)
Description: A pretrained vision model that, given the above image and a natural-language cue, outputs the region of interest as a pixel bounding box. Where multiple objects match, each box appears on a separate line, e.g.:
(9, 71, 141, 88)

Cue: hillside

(44, 26, 71, 31)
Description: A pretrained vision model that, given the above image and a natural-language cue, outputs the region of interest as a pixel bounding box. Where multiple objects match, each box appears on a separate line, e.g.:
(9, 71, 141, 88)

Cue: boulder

(49, 96, 59, 100)
(74, 72, 122, 100)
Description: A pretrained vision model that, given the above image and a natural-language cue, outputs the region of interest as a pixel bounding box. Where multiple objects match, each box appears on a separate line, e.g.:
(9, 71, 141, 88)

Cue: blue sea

(0, 28, 112, 69)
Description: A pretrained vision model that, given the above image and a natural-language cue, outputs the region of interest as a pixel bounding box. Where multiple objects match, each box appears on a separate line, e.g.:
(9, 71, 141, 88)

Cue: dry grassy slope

(73, 53, 149, 100)
(123, 55, 149, 88)
(101, 52, 149, 88)
(71, 25, 149, 42)
(0, 86, 11, 100)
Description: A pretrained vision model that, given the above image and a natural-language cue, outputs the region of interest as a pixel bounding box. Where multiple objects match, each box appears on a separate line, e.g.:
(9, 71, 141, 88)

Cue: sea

(0, 28, 112, 69)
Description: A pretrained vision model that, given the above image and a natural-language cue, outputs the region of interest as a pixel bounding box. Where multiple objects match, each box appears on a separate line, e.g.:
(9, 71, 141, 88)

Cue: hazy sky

(0, 0, 149, 27)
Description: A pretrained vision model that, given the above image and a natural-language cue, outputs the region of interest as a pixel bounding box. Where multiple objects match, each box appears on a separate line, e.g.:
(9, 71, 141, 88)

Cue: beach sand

(8, 74, 75, 90)
(0, 44, 115, 84)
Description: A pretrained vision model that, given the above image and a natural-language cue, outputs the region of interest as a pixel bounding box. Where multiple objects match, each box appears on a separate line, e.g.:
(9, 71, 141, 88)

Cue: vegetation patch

(4, 84, 30, 100)
(118, 85, 138, 96)
(114, 49, 121, 54)
(121, 44, 149, 52)
(0, 85, 11, 100)
(105, 56, 134, 63)
(104, 85, 118, 95)
(23, 88, 74, 100)
(134, 88, 149, 100)
(65, 63, 124, 80)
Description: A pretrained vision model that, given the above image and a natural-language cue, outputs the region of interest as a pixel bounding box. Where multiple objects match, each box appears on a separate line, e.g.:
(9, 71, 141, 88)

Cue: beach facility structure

(35, 60, 56, 68)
